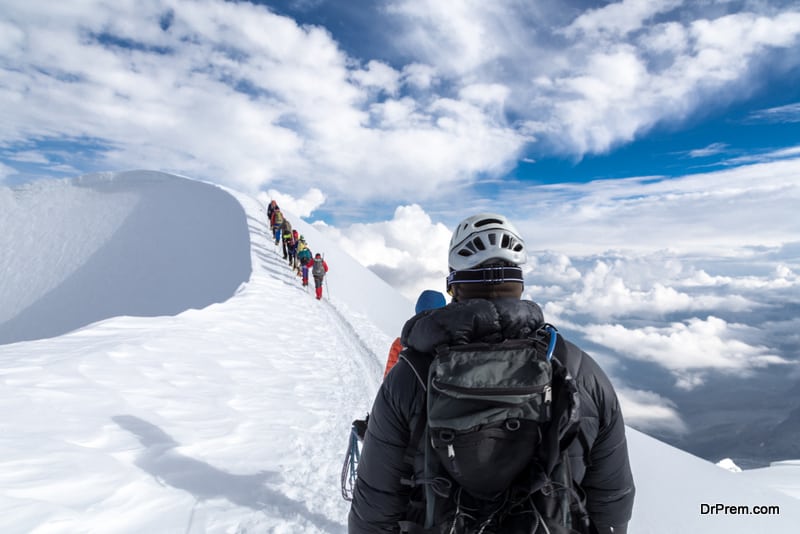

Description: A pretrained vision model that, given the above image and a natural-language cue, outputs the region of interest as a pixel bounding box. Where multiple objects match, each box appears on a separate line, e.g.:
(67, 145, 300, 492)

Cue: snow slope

(1, 171, 798, 533)
(0, 171, 251, 345)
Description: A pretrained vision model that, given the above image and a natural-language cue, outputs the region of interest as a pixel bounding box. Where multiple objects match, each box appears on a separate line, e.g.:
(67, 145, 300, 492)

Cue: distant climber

(281, 218, 293, 260)
(297, 237, 313, 286)
(307, 253, 328, 300)
(267, 199, 279, 222)
(270, 207, 284, 245)
(287, 230, 299, 269)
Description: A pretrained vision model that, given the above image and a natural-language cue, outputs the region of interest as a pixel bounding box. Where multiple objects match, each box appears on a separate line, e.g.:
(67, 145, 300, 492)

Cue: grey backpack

(426, 337, 553, 498)
(400, 325, 593, 533)
(312, 257, 325, 277)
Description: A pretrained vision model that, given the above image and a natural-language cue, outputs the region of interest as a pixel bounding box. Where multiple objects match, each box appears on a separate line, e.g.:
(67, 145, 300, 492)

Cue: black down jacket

(348, 298, 635, 533)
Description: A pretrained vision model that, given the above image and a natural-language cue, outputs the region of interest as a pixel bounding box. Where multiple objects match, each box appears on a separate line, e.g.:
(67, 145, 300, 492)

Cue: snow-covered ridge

(0, 171, 798, 533)
(0, 171, 251, 345)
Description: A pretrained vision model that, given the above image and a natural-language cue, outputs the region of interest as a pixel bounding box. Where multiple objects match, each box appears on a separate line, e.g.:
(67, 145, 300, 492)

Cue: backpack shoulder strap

(398, 348, 454, 530)
(397, 348, 430, 464)
(398, 348, 430, 391)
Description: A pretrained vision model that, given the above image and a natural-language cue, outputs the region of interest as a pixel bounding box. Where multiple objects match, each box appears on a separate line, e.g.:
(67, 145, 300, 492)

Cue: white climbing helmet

(448, 213, 527, 271)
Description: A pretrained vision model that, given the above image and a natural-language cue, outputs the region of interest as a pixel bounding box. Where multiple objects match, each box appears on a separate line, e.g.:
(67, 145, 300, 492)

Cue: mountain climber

(383, 290, 446, 379)
(297, 237, 313, 286)
(270, 207, 284, 245)
(267, 199, 279, 222)
(306, 253, 328, 300)
(281, 218, 294, 260)
(348, 213, 635, 534)
(287, 231, 299, 269)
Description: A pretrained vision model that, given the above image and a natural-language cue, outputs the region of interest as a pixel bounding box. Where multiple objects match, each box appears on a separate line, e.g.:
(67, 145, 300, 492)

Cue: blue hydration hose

(545, 325, 558, 361)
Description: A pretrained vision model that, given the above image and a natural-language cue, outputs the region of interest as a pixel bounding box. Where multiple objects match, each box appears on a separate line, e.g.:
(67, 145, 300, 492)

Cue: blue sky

(263, 0, 800, 185)
(2, 0, 799, 211)
(2, 0, 800, 462)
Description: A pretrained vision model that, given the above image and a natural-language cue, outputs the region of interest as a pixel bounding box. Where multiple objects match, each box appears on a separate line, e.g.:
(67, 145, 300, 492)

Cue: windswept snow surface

(0, 171, 251, 345)
(0, 171, 798, 533)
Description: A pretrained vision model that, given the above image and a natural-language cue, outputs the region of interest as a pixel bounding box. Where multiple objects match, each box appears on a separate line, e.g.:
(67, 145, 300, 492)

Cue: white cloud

(387, 1, 800, 156)
(491, 157, 800, 256)
(258, 188, 326, 219)
(723, 145, 800, 166)
(458, 83, 510, 107)
(639, 21, 688, 54)
(4, 1, 800, 202)
(583, 317, 789, 389)
(350, 60, 401, 95)
(747, 102, 800, 123)
(0, 0, 525, 202)
(542, 259, 755, 321)
(688, 142, 728, 158)
(386, 0, 504, 76)
(401, 63, 437, 89)
(617, 388, 688, 434)
(369, 97, 422, 127)
(313, 204, 451, 301)
(565, 0, 683, 39)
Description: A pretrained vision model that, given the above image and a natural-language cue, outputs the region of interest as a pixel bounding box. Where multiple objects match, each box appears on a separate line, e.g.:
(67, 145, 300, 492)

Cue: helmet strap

(446, 266, 524, 293)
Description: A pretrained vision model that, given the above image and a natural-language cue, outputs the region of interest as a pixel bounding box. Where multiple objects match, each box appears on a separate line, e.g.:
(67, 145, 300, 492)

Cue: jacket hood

(401, 298, 545, 353)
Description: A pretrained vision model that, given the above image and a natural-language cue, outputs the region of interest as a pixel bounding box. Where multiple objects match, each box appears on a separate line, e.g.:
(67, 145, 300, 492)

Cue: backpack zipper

(432, 380, 550, 397)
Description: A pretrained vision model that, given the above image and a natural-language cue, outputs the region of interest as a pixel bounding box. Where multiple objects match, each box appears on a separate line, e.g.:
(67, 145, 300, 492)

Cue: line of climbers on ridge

(266, 199, 329, 300)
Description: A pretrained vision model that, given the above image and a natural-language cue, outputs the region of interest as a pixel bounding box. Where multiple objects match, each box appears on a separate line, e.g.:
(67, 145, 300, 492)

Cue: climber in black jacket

(348, 213, 635, 534)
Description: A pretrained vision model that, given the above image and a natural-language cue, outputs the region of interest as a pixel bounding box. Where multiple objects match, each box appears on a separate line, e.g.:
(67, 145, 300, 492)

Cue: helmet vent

(448, 213, 526, 271)
(474, 218, 503, 228)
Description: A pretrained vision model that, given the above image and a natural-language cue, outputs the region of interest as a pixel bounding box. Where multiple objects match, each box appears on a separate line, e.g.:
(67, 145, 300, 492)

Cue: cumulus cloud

(3, 1, 800, 202)
(583, 317, 789, 389)
(565, 0, 683, 39)
(401, 63, 437, 89)
(258, 188, 326, 219)
(487, 157, 800, 257)
(351, 60, 401, 95)
(514, 237, 800, 395)
(385, 0, 505, 76)
(617, 388, 688, 434)
(542, 259, 755, 321)
(387, 1, 800, 156)
(0, 0, 525, 201)
(313, 204, 451, 300)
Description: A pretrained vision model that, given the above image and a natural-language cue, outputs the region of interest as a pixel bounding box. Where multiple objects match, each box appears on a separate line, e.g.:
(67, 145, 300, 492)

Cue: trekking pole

(322, 253, 330, 299)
